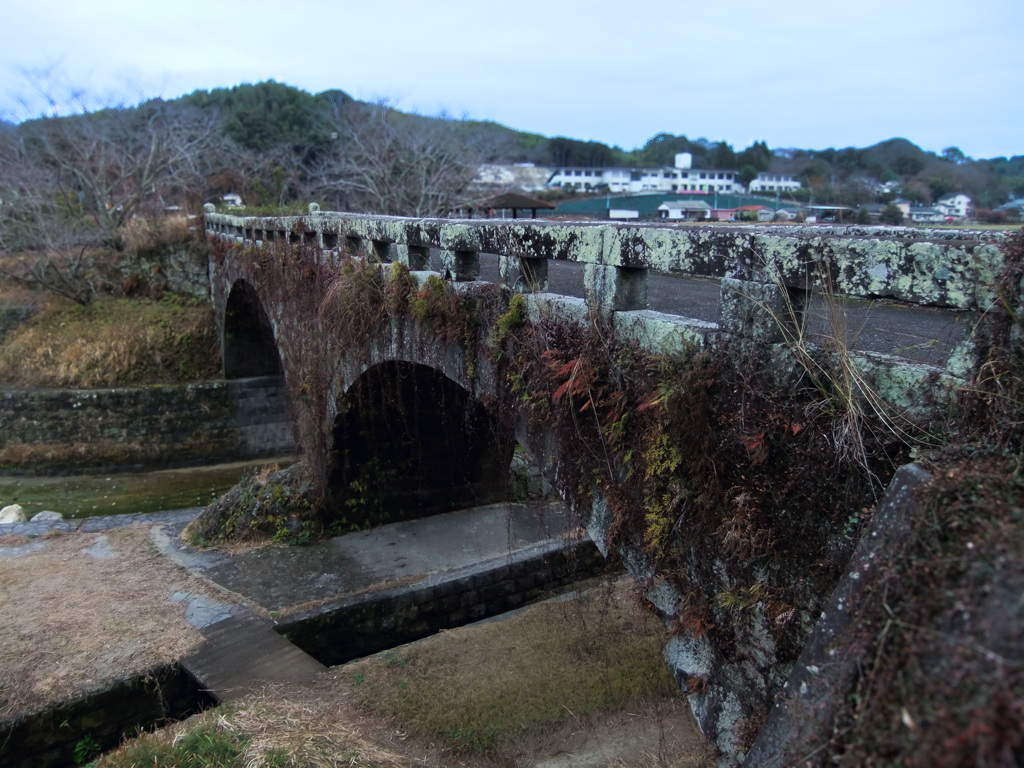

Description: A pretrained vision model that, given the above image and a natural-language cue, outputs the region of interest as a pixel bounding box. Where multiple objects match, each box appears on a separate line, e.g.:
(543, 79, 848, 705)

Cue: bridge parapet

(205, 204, 1004, 310)
(205, 205, 1006, 381)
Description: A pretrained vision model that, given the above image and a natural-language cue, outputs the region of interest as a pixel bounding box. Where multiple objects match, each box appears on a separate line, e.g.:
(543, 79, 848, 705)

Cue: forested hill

(4, 80, 1023, 214)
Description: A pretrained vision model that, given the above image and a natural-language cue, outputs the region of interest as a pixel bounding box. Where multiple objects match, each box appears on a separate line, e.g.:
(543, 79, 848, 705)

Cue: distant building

(908, 206, 944, 223)
(935, 193, 972, 219)
(548, 152, 740, 195)
(658, 200, 712, 220)
(996, 198, 1024, 218)
(736, 204, 775, 222)
(747, 172, 801, 194)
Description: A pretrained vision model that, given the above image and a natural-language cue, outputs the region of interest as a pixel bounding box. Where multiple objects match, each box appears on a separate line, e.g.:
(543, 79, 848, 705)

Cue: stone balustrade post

(396, 245, 431, 270)
(500, 255, 548, 293)
(583, 264, 648, 313)
(440, 250, 481, 281)
(719, 277, 805, 344)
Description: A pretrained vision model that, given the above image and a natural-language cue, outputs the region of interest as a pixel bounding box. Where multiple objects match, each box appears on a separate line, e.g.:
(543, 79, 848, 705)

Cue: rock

(31, 511, 63, 522)
(0, 504, 27, 524)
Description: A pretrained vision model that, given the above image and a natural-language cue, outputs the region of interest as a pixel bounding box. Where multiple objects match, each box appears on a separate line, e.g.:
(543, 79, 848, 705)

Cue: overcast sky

(2, 0, 1021, 159)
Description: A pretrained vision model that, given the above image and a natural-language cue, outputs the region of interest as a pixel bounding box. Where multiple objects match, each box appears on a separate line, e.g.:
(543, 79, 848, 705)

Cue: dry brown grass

(0, 280, 46, 309)
(0, 526, 217, 719)
(0, 295, 219, 387)
(339, 579, 706, 763)
(120, 215, 193, 254)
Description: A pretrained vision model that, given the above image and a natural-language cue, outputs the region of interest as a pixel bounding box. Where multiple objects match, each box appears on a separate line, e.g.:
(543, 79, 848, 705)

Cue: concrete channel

(1, 500, 603, 767)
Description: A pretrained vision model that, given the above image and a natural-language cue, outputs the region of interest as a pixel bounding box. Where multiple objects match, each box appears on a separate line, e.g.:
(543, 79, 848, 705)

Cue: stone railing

(204, 204, 1006, 377)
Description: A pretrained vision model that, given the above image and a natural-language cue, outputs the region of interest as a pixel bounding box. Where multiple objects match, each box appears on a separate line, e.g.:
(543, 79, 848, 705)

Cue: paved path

(154, 501, 575, 615)
(182, 614, 327, 702)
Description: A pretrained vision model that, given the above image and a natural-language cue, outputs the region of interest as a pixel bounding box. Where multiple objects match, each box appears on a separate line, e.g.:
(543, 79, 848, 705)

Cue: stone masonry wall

(280, 539, 605, 666)
(0, 663, 210, 768)
(126, 244, 212, 300)
(0, 376, 294, 474)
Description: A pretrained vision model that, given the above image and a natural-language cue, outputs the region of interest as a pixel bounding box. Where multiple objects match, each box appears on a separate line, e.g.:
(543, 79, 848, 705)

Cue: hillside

(2, 80, 1021, 218)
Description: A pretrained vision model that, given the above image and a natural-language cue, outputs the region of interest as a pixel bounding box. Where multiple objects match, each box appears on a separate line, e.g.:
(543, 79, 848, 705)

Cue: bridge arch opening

(328, 361, 510, 527)
(223, 280, 283, 379)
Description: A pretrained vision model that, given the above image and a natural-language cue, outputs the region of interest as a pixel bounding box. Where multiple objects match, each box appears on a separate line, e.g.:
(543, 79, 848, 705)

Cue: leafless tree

(309, 101, 495, 217)
(0, 100, 217, 302)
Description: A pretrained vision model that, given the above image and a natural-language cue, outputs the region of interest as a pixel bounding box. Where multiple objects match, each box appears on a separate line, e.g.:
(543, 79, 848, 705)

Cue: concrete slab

(181, 614, 326, 703)
(160, 501, 576, 615)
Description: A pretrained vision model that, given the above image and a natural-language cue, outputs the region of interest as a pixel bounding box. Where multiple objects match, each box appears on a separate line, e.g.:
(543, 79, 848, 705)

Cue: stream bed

(0, 457, 293, 519)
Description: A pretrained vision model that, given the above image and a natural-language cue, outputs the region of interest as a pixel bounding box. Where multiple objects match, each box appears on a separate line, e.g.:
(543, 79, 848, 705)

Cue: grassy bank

(0, 291, 220, 387)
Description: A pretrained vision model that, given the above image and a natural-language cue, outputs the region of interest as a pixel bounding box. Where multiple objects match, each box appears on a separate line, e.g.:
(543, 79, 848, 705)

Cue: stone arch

(327, 360, 511, 526)
(222, 280, 284, 379)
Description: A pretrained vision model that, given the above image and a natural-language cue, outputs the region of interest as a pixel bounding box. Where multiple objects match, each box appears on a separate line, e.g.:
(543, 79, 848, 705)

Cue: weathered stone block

(439, 249, 481, 281)
(583, 264, 648, 313)
(719, 277, 803, 344)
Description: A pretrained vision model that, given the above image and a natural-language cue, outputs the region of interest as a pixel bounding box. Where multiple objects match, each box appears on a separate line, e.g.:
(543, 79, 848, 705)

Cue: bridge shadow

(328, 361, 511, 527)
(223, 280, 283, 378)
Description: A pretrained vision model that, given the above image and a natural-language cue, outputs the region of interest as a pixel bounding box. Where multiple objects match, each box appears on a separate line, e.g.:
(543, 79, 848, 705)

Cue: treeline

(3, 80, 1022, 250)
(0, 81, 521, 272)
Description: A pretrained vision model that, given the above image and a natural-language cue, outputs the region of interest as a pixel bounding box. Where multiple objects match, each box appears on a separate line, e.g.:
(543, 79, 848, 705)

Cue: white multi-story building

(935, 193, 972, 219)
(747, 172, 802, 193)
(547, 152, 741, 195)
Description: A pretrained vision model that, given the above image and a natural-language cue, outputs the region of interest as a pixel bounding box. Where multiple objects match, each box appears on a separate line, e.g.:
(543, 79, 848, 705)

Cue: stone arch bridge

(204, 204, 1006, 763)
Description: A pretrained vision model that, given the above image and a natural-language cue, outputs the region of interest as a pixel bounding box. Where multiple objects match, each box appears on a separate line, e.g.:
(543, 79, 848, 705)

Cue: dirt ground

(0, 524, 714, 767)
(0, 526, 215, 720)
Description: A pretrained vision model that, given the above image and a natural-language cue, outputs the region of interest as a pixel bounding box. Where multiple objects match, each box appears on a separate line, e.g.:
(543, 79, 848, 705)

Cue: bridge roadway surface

(2, 500, 589, 703)
(465, 252, 970, 368)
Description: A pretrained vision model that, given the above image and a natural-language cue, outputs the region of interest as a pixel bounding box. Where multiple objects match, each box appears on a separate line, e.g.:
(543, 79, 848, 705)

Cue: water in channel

(0, 458, 291, 519)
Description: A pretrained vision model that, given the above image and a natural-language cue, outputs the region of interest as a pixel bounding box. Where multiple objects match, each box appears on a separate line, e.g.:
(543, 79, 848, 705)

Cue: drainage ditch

(1, 537, 604, 767)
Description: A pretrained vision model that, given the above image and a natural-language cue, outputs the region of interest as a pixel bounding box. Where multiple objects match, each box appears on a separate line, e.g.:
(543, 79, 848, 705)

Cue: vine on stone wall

(492, 303, 907, 749)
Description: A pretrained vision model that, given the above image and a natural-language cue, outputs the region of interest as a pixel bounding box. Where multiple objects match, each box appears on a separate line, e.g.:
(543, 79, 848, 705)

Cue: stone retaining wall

(0, 376, 295, 474)
(128, 244, 211, 299)
(0, 663, 211, 768)
(280, 538, 605, 666)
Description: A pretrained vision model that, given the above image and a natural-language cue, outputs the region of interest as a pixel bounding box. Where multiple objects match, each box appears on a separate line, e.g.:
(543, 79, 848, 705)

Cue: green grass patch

(348, 581, 679, 756)
(0, 294, 220, 387)
(95, 717, 248, 767)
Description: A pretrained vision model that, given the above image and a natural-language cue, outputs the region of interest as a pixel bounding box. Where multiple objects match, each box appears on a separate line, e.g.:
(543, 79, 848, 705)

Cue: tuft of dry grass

(0, 526, 217, 720)
(120, 215, 193, 254)
(0, 295, 219, 387)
